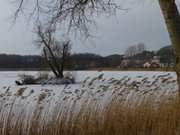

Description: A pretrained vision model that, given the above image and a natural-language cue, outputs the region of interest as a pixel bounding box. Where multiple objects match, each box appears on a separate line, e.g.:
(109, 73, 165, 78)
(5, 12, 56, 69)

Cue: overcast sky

(0, 0, 174, 56)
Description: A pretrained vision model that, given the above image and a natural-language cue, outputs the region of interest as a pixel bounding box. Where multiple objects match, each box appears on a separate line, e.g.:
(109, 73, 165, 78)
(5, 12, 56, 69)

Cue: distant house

(151, 56, 160, 63)
(151, 56, 161, 68)
(143, 56, 162, 68)
(143, 62, 151, 68)
(134, 60, 142, 65)
(120, 59, 130, 68)
(150, 62, 161, 68)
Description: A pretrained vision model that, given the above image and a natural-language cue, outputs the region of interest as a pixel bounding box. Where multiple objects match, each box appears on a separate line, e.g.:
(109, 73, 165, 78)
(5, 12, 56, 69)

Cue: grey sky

(0, 0, 173, 56)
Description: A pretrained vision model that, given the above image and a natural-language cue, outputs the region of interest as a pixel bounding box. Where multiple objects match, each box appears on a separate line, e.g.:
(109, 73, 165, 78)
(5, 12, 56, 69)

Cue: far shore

(0, 67, 175, 72)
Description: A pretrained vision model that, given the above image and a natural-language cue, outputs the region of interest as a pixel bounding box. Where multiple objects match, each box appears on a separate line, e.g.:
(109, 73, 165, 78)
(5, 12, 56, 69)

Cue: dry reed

(0, 94, 180, 135)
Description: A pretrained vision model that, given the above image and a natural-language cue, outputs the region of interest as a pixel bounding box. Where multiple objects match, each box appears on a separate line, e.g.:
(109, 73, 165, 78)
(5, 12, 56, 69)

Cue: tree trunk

(59, 58, 64, 78)
(159, 0, 180, 96)
(42, 40, 62, 78)
(43, 48, 59, 78)
(60, 48, 66, 79)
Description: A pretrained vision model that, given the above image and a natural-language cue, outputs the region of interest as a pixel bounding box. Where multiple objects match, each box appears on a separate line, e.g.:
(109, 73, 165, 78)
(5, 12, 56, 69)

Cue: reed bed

(0, 94, 180, 135)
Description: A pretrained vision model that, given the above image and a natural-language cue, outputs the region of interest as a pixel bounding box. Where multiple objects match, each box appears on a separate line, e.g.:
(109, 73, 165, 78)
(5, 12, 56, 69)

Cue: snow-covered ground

(0, 71, 178, 113)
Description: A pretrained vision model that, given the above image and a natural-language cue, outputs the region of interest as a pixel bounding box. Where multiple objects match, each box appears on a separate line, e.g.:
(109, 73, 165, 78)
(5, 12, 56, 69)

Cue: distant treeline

(0, 54, 42, 69)
(0, 53, 123, 70)
(0, 46, 174, 70)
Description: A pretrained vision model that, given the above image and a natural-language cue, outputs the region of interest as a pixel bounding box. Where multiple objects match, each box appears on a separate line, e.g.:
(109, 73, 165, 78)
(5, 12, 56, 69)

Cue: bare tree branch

(13, 0, 122, 38)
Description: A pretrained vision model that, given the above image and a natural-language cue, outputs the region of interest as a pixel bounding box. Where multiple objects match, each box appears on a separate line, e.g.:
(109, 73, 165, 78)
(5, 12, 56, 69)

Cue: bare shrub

(36, 72, 49, 80)
(16, 74, 37, 85)
(64, 71, 76, 83)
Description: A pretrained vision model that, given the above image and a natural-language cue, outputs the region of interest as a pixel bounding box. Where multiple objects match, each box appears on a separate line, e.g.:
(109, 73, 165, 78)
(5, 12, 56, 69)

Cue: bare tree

(125, 45, 137, 57)
(158, 0, 180, 95)
(125, 43, 146, 57)
(137, 43, 146, 54)
(36, 25, 71, 78)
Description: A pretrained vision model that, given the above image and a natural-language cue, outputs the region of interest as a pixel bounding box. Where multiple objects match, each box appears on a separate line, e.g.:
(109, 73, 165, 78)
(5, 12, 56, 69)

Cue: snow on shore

(0, 71, 178, 113)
